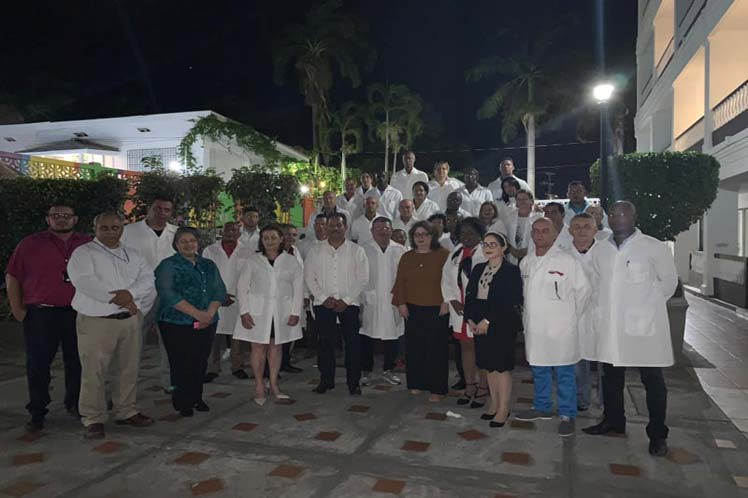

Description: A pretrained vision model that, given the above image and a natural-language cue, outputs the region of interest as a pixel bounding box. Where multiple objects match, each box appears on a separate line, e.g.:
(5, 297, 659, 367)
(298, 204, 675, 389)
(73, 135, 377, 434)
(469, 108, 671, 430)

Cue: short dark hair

(500, 177, 521, 204)
(428, 213, 447, 224)
(501, 156, 514, 164)
(544, 202, 565, 216)
(328, 212, 348, 226)
(412, 181, 430, 195)
(402, 149, 415, 157)
(314, 213, 328, 223)
(257, 224, 285, 255)
(568, 180, 586, 190)
(571, 212, 595, 223)
(456, 217, 486, 243)
(172, 226, 200, 251)
(371, 216, 392, 227)
(150, 195, 174, 206)
(516, 189, 535, 202)
(48, 204, 75, 214)
(242, 206, 260, 215)
(408, 221, 441, 250)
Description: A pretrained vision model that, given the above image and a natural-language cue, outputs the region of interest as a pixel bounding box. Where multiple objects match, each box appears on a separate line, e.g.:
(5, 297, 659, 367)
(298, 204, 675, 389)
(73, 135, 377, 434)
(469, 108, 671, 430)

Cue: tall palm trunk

(526, 113, 536, 193)
(384, 108, 390, 176)
(311, 105, 319, 170)
(392, 147, 397, 174)
(340, 147, 347, 189)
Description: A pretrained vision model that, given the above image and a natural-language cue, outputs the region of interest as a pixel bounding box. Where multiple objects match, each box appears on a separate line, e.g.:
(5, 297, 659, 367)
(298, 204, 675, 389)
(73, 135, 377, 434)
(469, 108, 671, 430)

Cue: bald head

(609, 201, 637, 238)
(399, 199, 415, 220)
(531, 217, 558, 253)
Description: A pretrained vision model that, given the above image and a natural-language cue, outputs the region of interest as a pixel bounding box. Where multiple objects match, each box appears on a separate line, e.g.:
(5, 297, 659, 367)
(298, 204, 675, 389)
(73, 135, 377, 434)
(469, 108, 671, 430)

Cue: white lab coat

(591, 229, 678, 367)
(428, 177, 464, 212)
(239, 226, 260, 251)
(306, 208, 352, 239)
(391, 167, 429, 200)
(564, 201, 609, 228)
(360, 240, 406, 340)
(457, 185, 493, 217)
(369, 186, 404, 220)
(504, 210, 542, 265)
(350, 214, 376, 245)
(202, 241, 255, 335)
(234, 252, 303, 345)
(441, 243, 486, 334)
(392, 217, 417, 246)
(121, 220, 178, 272)
(520, 245, 591, 366)
(337, 192, 364, 221)
(487, 175, 532, 200)
(413, 198, 440, 221)
(569, 240, 600, 359)
(553, 223, 573, 250)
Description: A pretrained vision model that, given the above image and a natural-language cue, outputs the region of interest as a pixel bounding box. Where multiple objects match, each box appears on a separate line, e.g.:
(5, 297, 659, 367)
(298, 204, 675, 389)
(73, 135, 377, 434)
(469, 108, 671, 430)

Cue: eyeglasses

(413, 231, 430, 238)
(48, 213, 75, 220)
(481, 242, 502, 249)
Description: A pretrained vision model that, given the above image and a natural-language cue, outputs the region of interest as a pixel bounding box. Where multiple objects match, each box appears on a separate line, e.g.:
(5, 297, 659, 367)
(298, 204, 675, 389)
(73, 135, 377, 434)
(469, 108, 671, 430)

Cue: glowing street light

(168, 160, 182, 172)
(592, 83, 615, 211)
(300, 185, 310, 194)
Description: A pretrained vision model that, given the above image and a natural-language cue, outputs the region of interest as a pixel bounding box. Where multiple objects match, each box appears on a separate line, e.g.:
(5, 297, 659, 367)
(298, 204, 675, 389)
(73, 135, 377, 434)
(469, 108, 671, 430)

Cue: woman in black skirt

(464, 231, 523, 428)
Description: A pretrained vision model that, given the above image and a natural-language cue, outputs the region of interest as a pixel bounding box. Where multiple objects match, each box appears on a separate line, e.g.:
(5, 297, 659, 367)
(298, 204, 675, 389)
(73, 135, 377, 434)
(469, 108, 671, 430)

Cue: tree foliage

(225, 166, 300, 226)
(0, 175, 129, 271)
(589, 152, 720, 241)
(366, 83, 424, 167)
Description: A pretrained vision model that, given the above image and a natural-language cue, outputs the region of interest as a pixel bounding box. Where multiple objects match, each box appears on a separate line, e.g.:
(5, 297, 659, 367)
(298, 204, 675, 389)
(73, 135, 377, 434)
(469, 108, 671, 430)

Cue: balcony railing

(640, 72, 654, 107)
(713, 80, 748, 130)
(674, 117, 704, 151)
(656, 37, 675, 76)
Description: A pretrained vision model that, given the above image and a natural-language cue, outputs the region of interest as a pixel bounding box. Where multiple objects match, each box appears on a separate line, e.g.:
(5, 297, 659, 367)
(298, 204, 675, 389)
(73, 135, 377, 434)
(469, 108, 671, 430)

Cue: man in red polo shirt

(5, 204, 92, 433)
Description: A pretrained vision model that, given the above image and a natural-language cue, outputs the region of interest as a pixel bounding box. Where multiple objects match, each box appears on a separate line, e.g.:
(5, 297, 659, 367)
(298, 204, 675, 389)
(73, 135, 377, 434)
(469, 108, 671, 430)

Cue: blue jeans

(531, 364, 577, 418)
(576, 360, 591, 409)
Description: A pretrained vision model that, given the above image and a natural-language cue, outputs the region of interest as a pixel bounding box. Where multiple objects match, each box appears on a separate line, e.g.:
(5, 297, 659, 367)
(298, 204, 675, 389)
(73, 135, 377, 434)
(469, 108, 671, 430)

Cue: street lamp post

(593, 83, 614, 212)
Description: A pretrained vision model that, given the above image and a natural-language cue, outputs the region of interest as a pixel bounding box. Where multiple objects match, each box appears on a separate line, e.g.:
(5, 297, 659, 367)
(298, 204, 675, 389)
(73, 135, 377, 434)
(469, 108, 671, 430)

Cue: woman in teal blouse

(155, 226, 227, 417)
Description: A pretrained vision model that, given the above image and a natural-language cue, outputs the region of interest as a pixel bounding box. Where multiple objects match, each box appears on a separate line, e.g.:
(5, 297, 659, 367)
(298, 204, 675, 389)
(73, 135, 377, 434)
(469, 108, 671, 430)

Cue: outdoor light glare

(593, 83, 615, 103)
(319, 181, 327, 188)
(168, 161, 182, 171)
(300, 185, 310, 194)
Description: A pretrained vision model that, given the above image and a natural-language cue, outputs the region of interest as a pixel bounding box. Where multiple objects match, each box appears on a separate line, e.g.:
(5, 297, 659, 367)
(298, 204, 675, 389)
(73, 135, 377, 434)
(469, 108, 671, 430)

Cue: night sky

(1, 0, 637, 196)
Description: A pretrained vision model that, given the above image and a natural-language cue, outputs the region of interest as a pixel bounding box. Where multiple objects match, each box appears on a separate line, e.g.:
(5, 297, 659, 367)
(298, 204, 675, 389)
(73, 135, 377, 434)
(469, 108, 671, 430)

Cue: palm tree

(466, 33, 563, 192)
(366, 83, 424, 176)
(272, 0, 375, 168)
(320, 101, 366, 188)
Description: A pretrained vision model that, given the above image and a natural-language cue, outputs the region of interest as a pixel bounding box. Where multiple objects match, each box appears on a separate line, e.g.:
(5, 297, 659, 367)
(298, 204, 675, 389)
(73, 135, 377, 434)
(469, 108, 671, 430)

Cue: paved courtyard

(1, 294, 748, 498)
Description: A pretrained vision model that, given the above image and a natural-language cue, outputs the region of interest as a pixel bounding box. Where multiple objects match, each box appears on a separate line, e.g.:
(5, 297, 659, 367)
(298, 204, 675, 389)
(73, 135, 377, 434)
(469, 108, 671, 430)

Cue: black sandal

(457, 383, 477, 406)
(470, 386, 489, 409)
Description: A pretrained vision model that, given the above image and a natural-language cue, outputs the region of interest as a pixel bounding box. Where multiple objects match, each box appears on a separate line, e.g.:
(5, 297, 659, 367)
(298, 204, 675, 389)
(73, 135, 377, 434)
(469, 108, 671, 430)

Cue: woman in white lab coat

(505, 190, 542, 265)
(235, 224, 303, 406)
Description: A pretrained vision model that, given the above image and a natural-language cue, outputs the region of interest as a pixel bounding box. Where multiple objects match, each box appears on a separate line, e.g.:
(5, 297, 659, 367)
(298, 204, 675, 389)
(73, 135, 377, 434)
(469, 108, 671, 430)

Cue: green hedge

(590, 151, 720, 241)
(0, 175, 129, 274)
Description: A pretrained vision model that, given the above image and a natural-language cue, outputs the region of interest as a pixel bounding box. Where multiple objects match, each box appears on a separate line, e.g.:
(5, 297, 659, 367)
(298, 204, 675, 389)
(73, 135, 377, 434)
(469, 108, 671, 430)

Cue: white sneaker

(360, 372, 371, 386)
(382, 370, 402, 385)
(221, 348, 231, 360)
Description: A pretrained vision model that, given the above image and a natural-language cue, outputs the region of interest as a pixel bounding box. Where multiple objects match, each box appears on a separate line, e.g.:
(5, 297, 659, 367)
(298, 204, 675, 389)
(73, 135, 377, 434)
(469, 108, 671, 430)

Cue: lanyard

(92, 241, 130, 263)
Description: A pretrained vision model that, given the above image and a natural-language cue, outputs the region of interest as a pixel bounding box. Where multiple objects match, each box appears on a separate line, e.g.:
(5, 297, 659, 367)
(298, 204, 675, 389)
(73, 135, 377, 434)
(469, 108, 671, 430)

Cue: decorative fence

(0, 151, 143, 181)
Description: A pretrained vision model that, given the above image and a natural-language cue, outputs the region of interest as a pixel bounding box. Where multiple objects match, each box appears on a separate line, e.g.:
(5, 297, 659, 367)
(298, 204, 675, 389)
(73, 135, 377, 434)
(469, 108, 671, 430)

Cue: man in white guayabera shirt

(390, 150, 429, 200)
(428, 160, 464, 212)
(68, 211, 157, 440)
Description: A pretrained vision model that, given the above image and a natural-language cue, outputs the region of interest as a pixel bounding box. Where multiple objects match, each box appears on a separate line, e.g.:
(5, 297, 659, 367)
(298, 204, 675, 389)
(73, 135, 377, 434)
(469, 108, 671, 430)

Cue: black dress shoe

(25, 418, 44, 433)
(349, 385, 362, 396)
(481, 412, 497, 420)
(281, 364, 303, 373)
(204, 372, 219, 383)
(232, 369, 249, 379)
(489, 420, 506, 428)
(179, 408, 194, 417)
(582, 420, 625, 436)
(194, 401, 210, 412)
(649, 438, 668, 457)
(313, 382, 334, 394)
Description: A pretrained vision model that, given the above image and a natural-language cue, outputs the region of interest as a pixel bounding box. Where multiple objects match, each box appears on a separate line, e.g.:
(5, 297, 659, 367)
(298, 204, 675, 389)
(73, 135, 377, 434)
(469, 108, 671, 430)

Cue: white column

(701, 40, 714, 294)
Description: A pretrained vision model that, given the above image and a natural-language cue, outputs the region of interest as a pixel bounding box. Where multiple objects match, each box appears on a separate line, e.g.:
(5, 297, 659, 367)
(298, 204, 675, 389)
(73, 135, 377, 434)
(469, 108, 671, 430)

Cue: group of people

(5, 150, 678, 458)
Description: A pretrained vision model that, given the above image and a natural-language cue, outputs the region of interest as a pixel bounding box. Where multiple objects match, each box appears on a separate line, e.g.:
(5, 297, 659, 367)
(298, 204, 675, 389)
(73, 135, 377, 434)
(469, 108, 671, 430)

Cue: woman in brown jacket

(392, 221, 451, 402)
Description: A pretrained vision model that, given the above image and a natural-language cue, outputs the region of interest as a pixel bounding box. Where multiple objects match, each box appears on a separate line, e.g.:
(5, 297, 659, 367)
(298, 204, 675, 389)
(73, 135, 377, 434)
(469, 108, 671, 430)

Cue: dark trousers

(159, 322, 216, 411)
(281, 342, 293, 367)
(361, 335, 398, 373)
(405, 304, 449, 395)
(23, 306, 81, 420)
(314, 305, 361, 389)
(602, 363, 669, 440)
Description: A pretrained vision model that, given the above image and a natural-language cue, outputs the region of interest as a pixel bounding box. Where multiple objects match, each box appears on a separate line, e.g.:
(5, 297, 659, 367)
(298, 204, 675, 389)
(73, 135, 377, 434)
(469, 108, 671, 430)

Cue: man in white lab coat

(412, 181, 441, 221)
(122, 196, 178, 393)
(390, 150, 429, 200)
(351, 196, 380, 245)
(371, 171, 404, 220)
(238, 206, 261, 251)
(360, 217, 407, 386)
(582, 201, 678, 457)
(202, 222, 253, 381)
(428, 160, 464, 212)
(392, 200, 418, 245)
(337, 177, 364, 221)
(543, 202, 573, 250)
(457, 168, 493, 217)
(487, 157, 532, 200)
(515, 218, 591, 437)
(307, 191, 351, 240)
(568, 213, 601, 411)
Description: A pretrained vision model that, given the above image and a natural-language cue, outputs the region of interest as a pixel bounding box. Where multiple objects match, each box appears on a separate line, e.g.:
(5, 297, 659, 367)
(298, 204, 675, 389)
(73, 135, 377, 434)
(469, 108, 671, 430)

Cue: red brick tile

(314, 431, 341, 442)
(373, 384, 393, 391)
(12, 453, 44, 466)
(160, 414, 182, 422)
(146, 385, 163, 392)
(458, 429, 488, 441)
(232, 422, 258, 432)
(294, 413, 317, 422)
(18, 431, 46, 443)
(502, 452, 531, 465)
(275, 398, 297, 405)
(190, 478, 224, 495)
(401, 440, 430, 452)
(269, 465, 304, 478)
(609, 464, 641, 477)
(153, 398, 173, 405)
(349, 405, 370, 413)
(510, 420, 535, 430)
(666, 448, 701, 465)
(1, 481, 44, 497)
(210, 392, 232, 399)
(93, 441, 124, 454)
(372, 479, 405, 494)
(175, 452, 210, 465)
(425, 412, 447, 421)
(516, 397, 534, 404)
